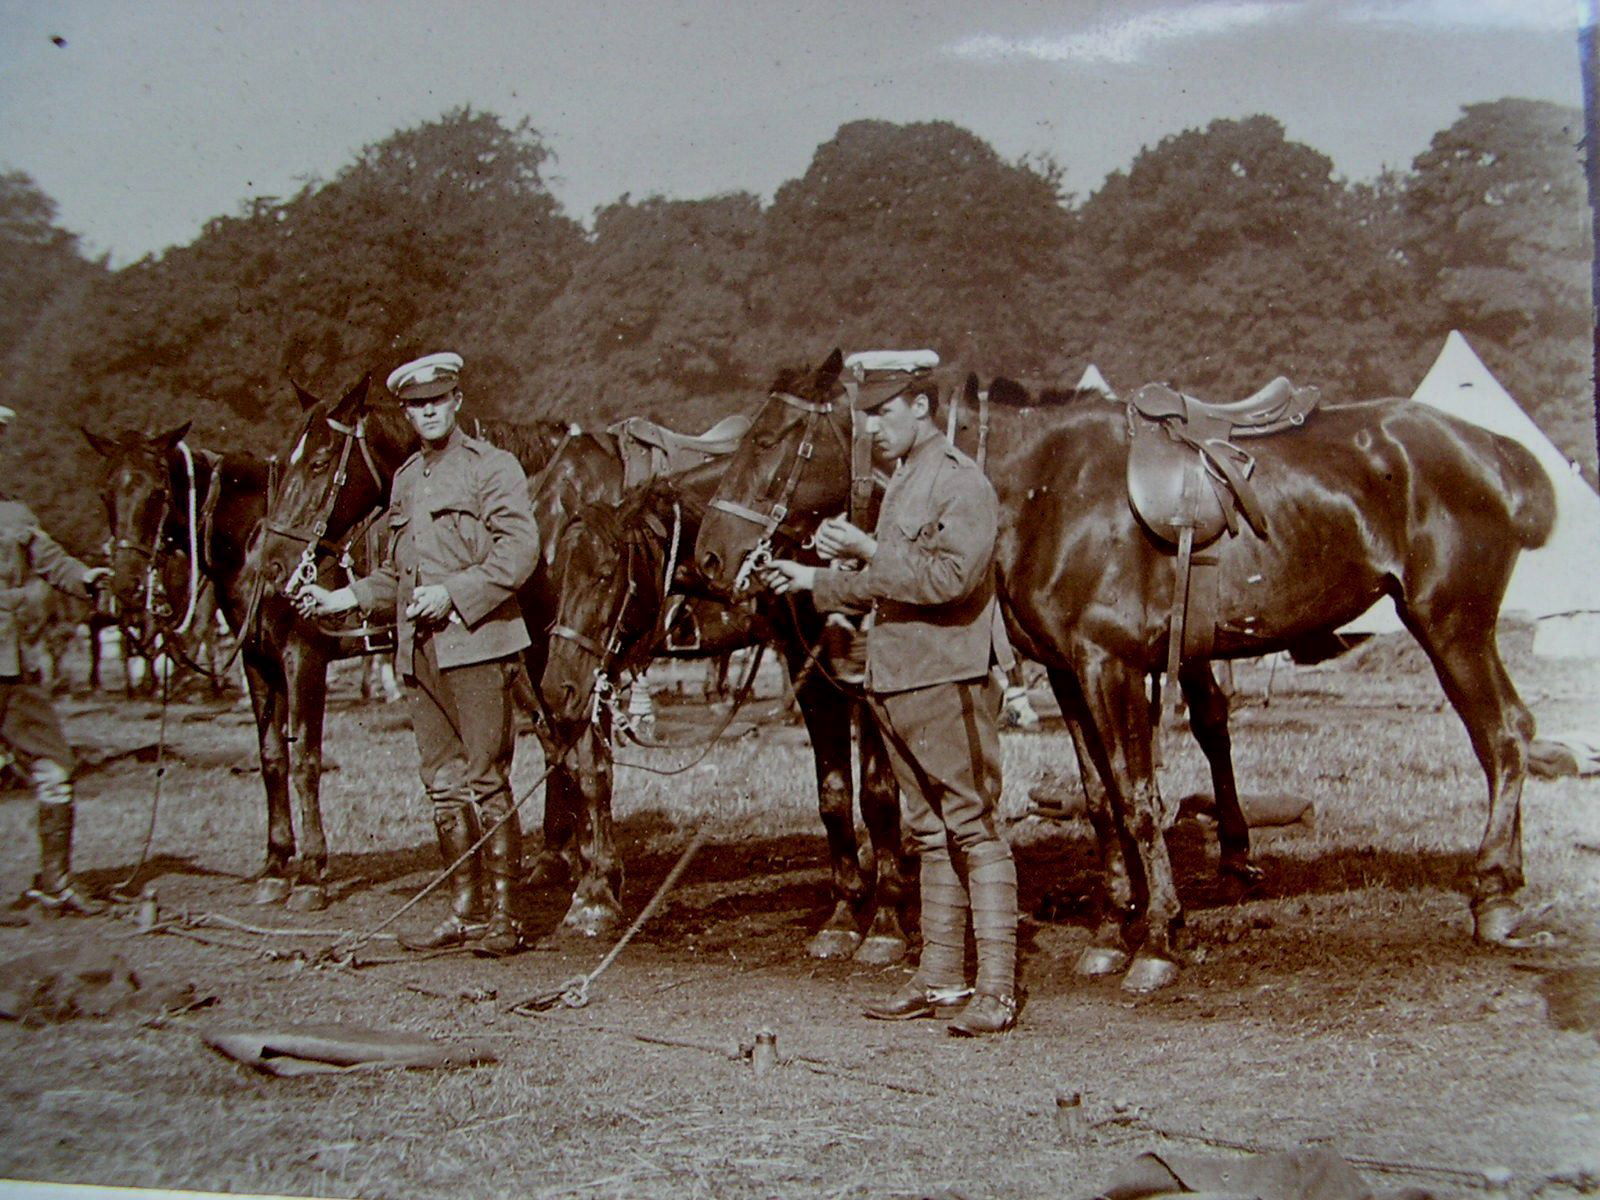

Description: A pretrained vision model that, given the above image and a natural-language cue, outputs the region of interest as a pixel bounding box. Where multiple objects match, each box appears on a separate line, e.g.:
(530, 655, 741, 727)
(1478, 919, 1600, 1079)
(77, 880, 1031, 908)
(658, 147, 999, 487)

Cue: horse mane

(984, 377, 1104, 408)
(470, 416, 580, 468)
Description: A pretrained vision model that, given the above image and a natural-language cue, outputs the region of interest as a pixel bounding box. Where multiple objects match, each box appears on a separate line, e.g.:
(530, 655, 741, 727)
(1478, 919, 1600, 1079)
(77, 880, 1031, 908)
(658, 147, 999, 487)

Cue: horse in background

(695, 351, 1555, 992)
(85, 414, 389, 910)
(541, 457, 910, 962)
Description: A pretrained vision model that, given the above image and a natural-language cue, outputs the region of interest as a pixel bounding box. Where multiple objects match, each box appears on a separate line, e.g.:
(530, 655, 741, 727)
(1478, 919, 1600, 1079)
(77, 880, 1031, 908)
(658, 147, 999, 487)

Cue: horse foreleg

(1179, 659, 1259, 888)
(282, 641, 330, 912)
(1078, 653, 1184, 993)
(524, 726, 580, 891)
(854, 705, 910, 965)
(1048, 667, 1135, 977)
(244, 656, 295, 905)
(795, 674, 868, 960)
(559, 723, 624, 940)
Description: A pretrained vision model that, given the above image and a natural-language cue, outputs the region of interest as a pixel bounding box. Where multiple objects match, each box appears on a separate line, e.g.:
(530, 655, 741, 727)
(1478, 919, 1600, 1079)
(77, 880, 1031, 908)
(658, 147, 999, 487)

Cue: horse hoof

(1122, 954, 1181, 993)
(251, 877, 292, 906)
(1075, 945, 1130, 978)
(806, 927, 863, 960)
(285, 885, 329, 913)
(561, 900, 623, 942)
(1473, 898, 1546, 948)
(853, 934, 909, 966)
(1222, 860, 1266, 890)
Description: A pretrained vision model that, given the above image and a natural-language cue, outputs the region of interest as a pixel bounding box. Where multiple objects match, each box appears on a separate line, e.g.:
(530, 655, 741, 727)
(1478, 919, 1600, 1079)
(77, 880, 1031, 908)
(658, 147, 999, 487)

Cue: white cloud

(947, 3, 1293, 67)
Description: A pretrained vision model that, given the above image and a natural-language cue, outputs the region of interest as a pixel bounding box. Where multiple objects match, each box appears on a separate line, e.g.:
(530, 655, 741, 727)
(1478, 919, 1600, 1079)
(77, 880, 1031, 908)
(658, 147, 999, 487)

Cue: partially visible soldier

(294, 353, 539, 956)
(0, 403, 112, 915)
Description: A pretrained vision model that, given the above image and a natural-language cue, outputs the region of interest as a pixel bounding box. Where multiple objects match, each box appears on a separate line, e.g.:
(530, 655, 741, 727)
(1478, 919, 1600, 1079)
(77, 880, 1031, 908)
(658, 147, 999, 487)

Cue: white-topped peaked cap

(844, 349, 940, 376)
(0, 404, 13, 425)
(387, 352, 464, 402)
(844, 350, 942, 413)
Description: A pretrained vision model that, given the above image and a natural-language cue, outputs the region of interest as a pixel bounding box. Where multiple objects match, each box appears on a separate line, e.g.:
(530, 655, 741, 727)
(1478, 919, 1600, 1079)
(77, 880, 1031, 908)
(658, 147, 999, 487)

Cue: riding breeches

(866, 673, 1005, 857)
(0, 677, 76, 797)
(403, 639, 519, 821)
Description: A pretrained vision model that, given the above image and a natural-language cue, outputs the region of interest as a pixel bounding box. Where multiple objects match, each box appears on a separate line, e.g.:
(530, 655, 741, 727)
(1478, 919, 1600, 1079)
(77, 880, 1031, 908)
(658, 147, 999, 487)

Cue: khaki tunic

(0, 500, 96, 680)
(812, 432, 1011, 694)
(350, 428, 539, 677)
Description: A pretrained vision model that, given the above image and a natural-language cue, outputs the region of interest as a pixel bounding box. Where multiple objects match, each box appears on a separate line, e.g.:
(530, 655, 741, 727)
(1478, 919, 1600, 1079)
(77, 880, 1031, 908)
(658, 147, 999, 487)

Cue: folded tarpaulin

(202, 1023, 499, 1077)
(1095, 1147, 1374, 1200)
(1529, 734, 1600, 778)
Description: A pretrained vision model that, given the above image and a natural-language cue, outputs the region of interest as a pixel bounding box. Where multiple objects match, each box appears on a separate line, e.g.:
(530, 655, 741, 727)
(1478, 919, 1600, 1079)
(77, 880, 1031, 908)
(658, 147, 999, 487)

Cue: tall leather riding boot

(27, 800, 104, 917)
(949, 841, 1019, 1036)
(399, 802, 486, 951)
(479, 805, 523, 957)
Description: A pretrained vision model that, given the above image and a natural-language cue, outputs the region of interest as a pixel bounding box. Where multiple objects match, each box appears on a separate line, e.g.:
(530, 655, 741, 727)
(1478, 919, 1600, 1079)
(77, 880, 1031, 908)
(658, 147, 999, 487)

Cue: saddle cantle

(609, 413, 754, 489)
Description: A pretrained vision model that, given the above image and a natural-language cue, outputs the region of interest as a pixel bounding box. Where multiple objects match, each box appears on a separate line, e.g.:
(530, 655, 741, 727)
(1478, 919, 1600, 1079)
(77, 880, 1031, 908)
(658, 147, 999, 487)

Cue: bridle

(109, 441, 208, 636)
(548, 501, 683, 731)
(264, 412, 384, 598)
(707, 388, 862, 593)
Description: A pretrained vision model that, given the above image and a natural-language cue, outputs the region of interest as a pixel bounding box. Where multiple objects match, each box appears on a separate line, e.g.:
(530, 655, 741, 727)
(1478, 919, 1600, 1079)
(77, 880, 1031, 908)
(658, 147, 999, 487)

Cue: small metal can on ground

(135, 885, 159, 932)
(751, 1029, 778, 1077)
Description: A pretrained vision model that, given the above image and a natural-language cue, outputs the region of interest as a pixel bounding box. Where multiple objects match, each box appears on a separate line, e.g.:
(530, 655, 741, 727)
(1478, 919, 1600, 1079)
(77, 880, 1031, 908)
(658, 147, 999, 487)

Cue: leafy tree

(755, 120, 1074, 377)
(1402, 99, 1593, 467)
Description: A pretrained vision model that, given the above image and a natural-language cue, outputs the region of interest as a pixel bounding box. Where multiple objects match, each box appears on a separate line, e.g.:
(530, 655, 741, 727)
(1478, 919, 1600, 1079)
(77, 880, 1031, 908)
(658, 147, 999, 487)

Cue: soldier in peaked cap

(294, 352, 540, 955)
(761, 351, 1021, 1035)
(0, 404, 112, 917)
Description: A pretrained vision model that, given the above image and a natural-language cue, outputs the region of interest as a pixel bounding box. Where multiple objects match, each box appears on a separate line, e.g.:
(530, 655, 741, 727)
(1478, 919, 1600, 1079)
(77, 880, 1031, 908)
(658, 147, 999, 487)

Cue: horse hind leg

(1400, 603, 1532, 946)
(1179, 659, 1260, 889)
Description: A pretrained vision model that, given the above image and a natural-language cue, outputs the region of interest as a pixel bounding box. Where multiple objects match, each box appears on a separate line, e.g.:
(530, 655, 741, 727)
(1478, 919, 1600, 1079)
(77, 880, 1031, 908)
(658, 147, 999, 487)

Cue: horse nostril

(263, 561, 283, 582)
(700, 550, 721, 577)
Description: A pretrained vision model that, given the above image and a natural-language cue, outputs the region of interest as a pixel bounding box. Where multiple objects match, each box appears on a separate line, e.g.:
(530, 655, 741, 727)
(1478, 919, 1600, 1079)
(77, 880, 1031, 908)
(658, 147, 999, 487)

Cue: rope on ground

(508, 832, 706, 1014)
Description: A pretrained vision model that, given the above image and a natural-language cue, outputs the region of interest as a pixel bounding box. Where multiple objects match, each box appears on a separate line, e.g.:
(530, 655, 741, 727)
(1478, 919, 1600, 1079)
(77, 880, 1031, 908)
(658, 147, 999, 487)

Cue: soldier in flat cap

(761, 352, 1021, 1035)
(0, 404, 112, 916)
(294, 353, 540, 955)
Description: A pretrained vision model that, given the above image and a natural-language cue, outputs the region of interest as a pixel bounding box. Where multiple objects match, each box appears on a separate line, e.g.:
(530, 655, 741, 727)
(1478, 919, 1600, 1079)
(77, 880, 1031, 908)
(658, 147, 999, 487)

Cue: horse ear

(821, 348, 844, 379)
(160, 422, 192, 451)
(290, 379, 321, 412)
(81, 426, 118, 459)
(332, 372, 371, 418)
(964, 373, 981, 406)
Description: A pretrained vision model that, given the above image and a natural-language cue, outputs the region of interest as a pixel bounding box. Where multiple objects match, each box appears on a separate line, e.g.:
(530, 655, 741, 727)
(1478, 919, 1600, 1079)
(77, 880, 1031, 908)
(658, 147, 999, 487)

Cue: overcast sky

(0, 0, 1589, 266)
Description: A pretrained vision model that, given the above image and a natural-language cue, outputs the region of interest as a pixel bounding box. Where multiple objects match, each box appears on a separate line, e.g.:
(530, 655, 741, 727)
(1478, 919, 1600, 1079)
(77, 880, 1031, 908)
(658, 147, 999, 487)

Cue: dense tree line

(1, 99, 1592, 552)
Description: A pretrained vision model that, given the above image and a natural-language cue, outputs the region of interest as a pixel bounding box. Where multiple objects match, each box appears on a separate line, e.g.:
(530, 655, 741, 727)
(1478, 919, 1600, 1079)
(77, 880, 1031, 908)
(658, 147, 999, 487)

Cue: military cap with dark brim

(844, 349, 940, 413)
(387, 352, 464, 403)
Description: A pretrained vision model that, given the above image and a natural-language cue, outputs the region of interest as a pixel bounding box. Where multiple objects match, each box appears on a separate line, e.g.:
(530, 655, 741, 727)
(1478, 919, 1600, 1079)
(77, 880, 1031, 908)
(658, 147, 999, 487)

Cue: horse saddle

(1126, 377, 1320, 546)
(609, 414, 754, 489)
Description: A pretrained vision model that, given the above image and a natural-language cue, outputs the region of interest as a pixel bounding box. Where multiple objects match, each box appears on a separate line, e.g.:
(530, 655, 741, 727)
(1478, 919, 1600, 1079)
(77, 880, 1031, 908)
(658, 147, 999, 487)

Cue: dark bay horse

(85, 418, 388, 909)
(695, 352, 1556, 991)
(541, 458, 909, 962)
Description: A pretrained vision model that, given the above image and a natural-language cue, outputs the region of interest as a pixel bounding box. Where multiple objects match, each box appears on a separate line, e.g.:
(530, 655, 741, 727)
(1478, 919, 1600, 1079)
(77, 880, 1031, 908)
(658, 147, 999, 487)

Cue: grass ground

(0, 635, 1596, 1199)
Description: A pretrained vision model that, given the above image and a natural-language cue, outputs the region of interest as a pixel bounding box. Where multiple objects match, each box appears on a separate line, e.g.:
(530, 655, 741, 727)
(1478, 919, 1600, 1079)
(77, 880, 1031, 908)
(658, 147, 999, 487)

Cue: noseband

(265, 414, 384, 597)
(708, 388, 865, 593)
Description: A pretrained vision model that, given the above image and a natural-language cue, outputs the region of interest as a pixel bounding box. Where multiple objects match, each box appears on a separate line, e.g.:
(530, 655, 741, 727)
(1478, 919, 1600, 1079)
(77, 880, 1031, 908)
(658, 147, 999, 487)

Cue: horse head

(83, 422, 191, 618)
(541, 486, 680, 729)
(252, 372, 412, 598)
(694, 349, 850, 595)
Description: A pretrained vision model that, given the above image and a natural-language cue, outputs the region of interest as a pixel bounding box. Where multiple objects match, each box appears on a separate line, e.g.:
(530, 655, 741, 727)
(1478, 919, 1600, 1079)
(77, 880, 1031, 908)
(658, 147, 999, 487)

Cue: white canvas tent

(1075, 363, 1116, 400)
(1340, 331, 1600, 657)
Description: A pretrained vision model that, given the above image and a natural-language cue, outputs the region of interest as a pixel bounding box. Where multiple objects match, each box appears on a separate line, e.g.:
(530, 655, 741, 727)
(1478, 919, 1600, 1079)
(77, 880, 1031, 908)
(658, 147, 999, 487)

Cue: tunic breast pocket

(385, 510, 412, 566)
(430, 504, 488, 564)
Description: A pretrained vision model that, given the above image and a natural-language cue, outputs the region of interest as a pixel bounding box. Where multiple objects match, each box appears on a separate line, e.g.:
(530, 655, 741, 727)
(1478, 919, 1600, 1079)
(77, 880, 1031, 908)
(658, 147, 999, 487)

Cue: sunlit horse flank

(84, 417, 384, 910)
(694, 351, 1556, 993)
(249, 375, 658, 939)
(541, 455, 910, 963)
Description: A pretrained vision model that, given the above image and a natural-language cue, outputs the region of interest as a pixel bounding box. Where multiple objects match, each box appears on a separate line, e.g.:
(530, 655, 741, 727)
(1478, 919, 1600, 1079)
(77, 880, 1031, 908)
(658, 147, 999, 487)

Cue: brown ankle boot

(25, 802, 104, 917)
(478, 807, 523, 957)
(399, 803, 486, 951)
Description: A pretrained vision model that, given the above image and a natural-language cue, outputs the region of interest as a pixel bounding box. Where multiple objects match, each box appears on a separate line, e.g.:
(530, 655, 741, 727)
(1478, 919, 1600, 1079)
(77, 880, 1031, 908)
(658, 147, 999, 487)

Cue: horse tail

(1494, 433, 1558, 552)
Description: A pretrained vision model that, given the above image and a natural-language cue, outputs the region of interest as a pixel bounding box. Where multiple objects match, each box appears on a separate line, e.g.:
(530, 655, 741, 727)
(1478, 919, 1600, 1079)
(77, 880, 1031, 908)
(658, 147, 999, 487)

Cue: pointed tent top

(1075, 363, 1116, 399)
